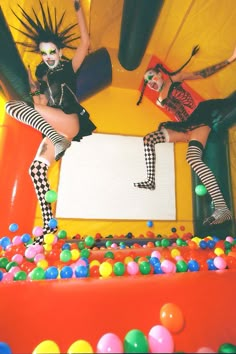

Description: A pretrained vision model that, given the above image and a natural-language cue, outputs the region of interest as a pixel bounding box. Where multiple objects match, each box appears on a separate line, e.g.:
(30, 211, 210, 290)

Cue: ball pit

(0, 224, 236, 353)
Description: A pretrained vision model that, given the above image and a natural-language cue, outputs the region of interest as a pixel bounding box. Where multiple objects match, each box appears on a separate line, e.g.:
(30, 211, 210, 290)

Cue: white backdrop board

(56, 133, 176, 220)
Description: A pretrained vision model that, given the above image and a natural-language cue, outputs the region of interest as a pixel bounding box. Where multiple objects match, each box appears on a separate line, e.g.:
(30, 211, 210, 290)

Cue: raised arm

(71, 0, 90, 73)
(175, 45, 236, 82)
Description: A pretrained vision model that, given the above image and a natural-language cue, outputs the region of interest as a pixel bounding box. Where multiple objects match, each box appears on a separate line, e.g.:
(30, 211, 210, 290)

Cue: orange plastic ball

(160, 303, 185, 333)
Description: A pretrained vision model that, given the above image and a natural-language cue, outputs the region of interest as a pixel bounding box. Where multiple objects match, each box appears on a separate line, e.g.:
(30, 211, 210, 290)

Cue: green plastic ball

(195, 184, 207, 196)
(45, 190, 57, 203)
(113, 262, 125, 276)
(84, 235, 95, 247)
(124, 329, 149, 353)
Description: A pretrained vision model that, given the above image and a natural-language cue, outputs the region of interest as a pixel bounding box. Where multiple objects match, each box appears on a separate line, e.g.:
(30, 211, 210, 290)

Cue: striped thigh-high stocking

(186, 140, 232, 225)
(134, 129, 167, 190)
(29, 158, 58, 245)
(5, 100, 71, 161)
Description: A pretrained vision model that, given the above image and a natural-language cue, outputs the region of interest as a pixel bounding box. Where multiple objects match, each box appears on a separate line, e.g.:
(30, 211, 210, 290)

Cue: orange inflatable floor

(0, 267, 236, 353)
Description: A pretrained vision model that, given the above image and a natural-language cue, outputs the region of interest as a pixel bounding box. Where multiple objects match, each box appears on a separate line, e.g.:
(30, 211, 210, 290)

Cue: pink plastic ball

(196, 347, 215, 353)
(12, 236, 22, 245)
(9, 266, 21, 275)
(127, 261, 139, 275)
(148, 325, 174, 353)
(34, 253, 45, 263)
(151, 250, 161, 259)
(2, 272, 14, 282)
(161, 260, 176, 273)
(97, 333, 123, 353)
(25, 247, 37, 259)
(32, 226, 43, 237)
(225, 236, 234, 243)
(213, 256, 227, 270)
(12, 254, 24, 264)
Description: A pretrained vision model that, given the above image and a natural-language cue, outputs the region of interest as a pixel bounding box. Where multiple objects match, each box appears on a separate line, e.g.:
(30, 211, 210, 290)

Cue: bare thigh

(166, 126, 211, 147)
(35, 104, 79, 139)
(188, 126, 211, 147)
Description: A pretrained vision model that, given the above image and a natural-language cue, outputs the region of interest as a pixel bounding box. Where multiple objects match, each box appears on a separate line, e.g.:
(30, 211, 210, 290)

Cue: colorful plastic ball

(149, 257, 161, 267)
(12, 236, 22, 246)
(60, 266, 73, 279)
(30, 267, 45, 280)
(44, 233, 55, 245)
(45, 266, 59, 280)
(161, 238, 170, 247)
(57, 230, 67, 239)
(195, 184, 207, 196)
(0, 237, 11, 250)
(14, 271, 27, 281)
(45, 190, 57, 203)
(32, 226, 43, 237)
(176, 260, 188, 273)
(60, 250, 72, 262)
(213, 256, 227, 270)
(124, 329, 149, 353)
(21, 233, 31, 243)
(148, 325, 174, 353)
(161, 260, 176, 274)
(99, 262, 113, 278)
(62, 243, 71, 250)
(153, 264, 164, 274)
(196, 347, 215, 353)
(218, 343, 236, 353)
(80, 249, 90, 258)
(146, 220, 153, 227)
(0, 342, 12, 354)
(207, 259, 218, 271)
(188, 259, 200, 272)
(160, 303, 185, 333)
(139, 261, 151, 275)
(113, 262, 125, 276)
(9, 223, 19, 232)
(97, 333, 123, 353)
(127, 261, 139, 275)
(85, 235, 95, 247)
(0, 270, 3, 281)
(67, 340, 93, 353)
(75, 265, 89, 278)
(199, 240, 208, 249)
(0, 257, 9, 269)
(32, 340, 60, 354)
(48, 218, 58, 229)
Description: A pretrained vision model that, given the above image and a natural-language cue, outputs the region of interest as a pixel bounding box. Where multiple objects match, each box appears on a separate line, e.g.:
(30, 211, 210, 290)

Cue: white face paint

(144, 70, 164, 92)
(39, 42, 62, 69)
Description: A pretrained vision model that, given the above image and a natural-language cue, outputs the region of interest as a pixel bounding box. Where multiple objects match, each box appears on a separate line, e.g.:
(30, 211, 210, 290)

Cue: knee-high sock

(29, 158, 55, 236)
(134, 129, 167, 190)
(186, 140, 227, 209)
(5, 100, 63, 145)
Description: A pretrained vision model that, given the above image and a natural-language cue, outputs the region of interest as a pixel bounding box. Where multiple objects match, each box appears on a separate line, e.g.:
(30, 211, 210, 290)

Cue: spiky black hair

(10, 1, 80, 51)
(136, 45, 200, 105)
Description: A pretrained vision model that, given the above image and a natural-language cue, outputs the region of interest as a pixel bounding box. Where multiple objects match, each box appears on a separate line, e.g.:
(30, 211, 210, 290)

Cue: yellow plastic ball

(124, 256, 133, 265)
(214, 247, 224, 256)
(99, 261, 112, 278)
(171, 248, 180, 258)
(37, 259, 48, 270)
(90, 260, 100, 267)
(44, 233, 55, 244)
(33, 340, 60, 354)
(71, 249, 80, 261)
(44, 244, 52, 252)
(67, 339, 94, 353)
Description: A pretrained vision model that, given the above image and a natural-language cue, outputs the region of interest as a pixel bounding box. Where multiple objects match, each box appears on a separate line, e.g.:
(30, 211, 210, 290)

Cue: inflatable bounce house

(0, 0, 236, 352)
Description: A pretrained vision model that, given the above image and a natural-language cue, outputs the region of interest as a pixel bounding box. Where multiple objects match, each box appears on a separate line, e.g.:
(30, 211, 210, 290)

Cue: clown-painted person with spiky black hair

(5, 0, 96, 245)
(135, 45, 236, 226)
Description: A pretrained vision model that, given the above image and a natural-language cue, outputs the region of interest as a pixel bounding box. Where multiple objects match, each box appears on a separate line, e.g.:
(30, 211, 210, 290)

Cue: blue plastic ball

(60, 266, 73, 279)
(21, 233, 31, 243)
(0, 342, 12, 354)
(146, 220, 153, 227)
(153, 264, 164, 274)
(62, 243, 71, 250)
(75, 265, 89, 278)
(207, 240, 216, 249)
(0, 270, 3, 281)
(45, 266, 59, 279)
(207, 259, 217, 270)
(149, 257, 160, 266)
(9, 223, 19, 232)
(48, 218, 58, 229)
(199, 240, 208, 249)
(188, 260, 200, 272)
(0, 237, 11, 250)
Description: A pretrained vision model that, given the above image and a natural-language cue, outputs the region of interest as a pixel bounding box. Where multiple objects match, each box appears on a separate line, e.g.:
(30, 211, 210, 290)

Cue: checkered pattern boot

(5, 100, 71, 161)
(134, 130, 166, 190)
(29, 159, 58, 245)
(186, 141, 232, 226)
